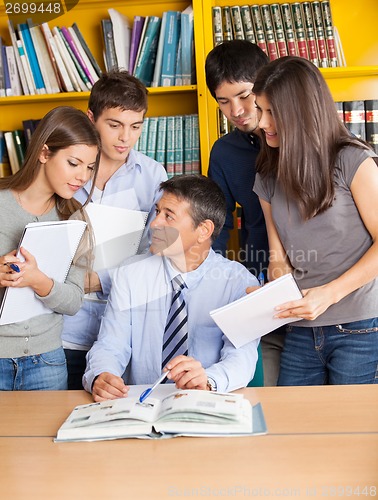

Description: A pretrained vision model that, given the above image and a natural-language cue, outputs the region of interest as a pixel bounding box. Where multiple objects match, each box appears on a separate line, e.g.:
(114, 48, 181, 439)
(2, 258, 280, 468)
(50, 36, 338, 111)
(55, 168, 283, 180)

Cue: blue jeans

(0, 347, 68, 391)
(278, 318, 378, 385)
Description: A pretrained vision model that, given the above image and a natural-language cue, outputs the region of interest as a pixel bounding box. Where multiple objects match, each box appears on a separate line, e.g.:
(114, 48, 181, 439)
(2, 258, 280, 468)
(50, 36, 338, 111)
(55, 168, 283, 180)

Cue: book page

(210, 273, 303, 348)
(85, 204, 148, 271)
(0, 220, 86, 325)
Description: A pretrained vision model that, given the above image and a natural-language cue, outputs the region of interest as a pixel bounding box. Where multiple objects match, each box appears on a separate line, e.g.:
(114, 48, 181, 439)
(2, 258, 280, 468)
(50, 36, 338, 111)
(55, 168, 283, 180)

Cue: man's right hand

(92, 372, 129, 402)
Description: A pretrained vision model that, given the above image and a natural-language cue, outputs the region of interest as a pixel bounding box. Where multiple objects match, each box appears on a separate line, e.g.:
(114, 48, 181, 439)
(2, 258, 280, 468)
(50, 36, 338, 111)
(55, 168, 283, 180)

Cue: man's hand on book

(166, 355, 208, 390)
(92, 372, 129, 402)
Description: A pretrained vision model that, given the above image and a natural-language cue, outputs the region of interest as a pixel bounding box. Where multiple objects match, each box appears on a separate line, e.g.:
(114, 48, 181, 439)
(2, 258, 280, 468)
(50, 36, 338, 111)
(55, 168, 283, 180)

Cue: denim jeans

(278, 318, 378, 385)
(0, 347, 68, 391)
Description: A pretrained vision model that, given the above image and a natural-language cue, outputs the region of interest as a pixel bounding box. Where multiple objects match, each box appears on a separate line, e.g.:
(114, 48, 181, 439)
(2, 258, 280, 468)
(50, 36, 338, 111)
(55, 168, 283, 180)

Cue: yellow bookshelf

(198, 0, 378, 173)
(0, 0, 203, 133)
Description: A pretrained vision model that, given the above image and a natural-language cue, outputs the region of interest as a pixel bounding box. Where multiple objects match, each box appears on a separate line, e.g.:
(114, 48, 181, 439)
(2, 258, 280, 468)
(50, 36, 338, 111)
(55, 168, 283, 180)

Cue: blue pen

(258, 272, 265, 286)
(139, 371, 170, 403)
(6, 262, 20, 273)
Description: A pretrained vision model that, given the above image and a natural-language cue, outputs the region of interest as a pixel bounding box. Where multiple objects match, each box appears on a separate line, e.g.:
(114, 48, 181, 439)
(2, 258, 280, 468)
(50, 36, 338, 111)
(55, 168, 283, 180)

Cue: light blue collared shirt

(62, 150, 167, 349)
(83, 249, 260, 393)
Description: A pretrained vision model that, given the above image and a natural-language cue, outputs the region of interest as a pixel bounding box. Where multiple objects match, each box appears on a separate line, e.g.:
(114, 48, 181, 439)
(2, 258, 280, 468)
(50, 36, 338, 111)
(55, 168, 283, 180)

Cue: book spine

(0, 131, 12, 178)
(146, 116, 158, 160)
(101, 19, 118, 72)
(260, 4, 279, 61)
(183, 114, 192, 175)
(12, 130, 26, 168)
(291, 3, 309, 60)
(191, 115, 200, 175)
(39, 23, 63, 92)
(334, 101, 344, 123)
(129, 16, 145, 77)
(321, 0, 338, 68)
(18, 23, 46, 94)
(4, 131, 20, 174)
(71, 22, 102, 78)
(5, 46, 22, 96)
(311, 1, 328, 68)
(250, 5, 268, 57)
(69, 27, 99, 85)
(365, 100, 378, 154)
(222, 6, 233, 42)
(7, 20, 29, 95)
(16, 39, 36, 95)
(2, 45, 13, 96)
(343, 100, 366, 141)
(302, 2, 319, 66)
(137, 117, 149, 155)
(230, 6, 245, 40)
(174, 36, 183, 86)
(280, 3, 298, 56)
(165, 116, 175, 178)
(160, 11, 180, 87)
(26, 19, 53, 94)
(64, 26, 96, 85)
(52, 27, 83, 92)
(180, 8, 194, 86)
(240, 5, 256, 44)
(134, 17, 161, 87)
(174, 115, 184, 176)
(155, 115, 167, 167)
(0, 38, 5, 97)
(270, 4, 288, 58)
(60, 26, 92, 90)
(212, 6, 223, 46)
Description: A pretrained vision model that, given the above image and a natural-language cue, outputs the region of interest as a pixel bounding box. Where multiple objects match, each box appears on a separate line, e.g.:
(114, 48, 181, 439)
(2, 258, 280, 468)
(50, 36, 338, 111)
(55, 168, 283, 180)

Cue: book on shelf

(39, 23, 64, 92)
(212, 6, 223, 46)
(334, 101, 344, 123)
(155, 116, 167, 166)
(302, 2, 319, 66)
(136, 116, 149, 155)
(71, 22, 102, 79)
(12, 130, 26, 168)
(183, 114, 193, 175)
(17, 22, 46, 94)
(1, 45, 12, 96)
(291, 3, 309, 60)
(160, 11, 181, 87)
(343, 100, 366, 141)
(55, 387, 267, 442)
(174, 37, 183, 86)
(165, 115, 175, 178)
(3, 131, 20, 174)
(260, 4, 279, 61)
(59, 26, 92, 91)
(311, 0, 329, 67)
(320, 0, 338, 67)
(7, 20, 29, 95)
(0, 37, 5, 97)
(250, 5, 268, 57)
(0, 220, 87, 326)
(22, 118, 40, 147)
(133, 16, 162, 87)
(0, 132, 11, 178)
(26, 18, 60, 94)
(146, 116, 158, 160)
(280, 3, 298, 57)
(52, 26, 85, 92)
(191, 114, 201, 175)
(174, 115, 184, 175)
(270, 4, 288, 58)
(221, 6, 233, 42)
(84, 204, 148, 272)
(240, 5, 256, 44)
(230, 5, 245, 40)
(210, 273, 303, 348)
(333, 26, 346, 67)
(101, 18, 118, 72)
(129, 16, 146, 76)
(16, 38, 36, 95)
(365, 100, 378, 154)
(181, 5, 195, 85)
(108, 8, 131, 72)
(40, 23, 74, 93)
(68, 27, 99, 85)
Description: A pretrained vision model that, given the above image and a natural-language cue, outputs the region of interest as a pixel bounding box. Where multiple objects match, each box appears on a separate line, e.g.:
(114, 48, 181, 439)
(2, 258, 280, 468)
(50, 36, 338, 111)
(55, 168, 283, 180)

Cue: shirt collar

(163, 249, 216, 289)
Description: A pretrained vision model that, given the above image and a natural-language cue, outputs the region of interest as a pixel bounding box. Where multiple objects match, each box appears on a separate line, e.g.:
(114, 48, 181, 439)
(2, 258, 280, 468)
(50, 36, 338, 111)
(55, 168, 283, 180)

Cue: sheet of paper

(210, 273, 303, 348)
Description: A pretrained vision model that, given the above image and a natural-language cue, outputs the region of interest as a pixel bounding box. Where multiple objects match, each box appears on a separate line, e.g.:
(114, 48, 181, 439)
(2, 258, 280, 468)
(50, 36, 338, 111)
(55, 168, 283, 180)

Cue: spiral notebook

(0, 220, 87, 325)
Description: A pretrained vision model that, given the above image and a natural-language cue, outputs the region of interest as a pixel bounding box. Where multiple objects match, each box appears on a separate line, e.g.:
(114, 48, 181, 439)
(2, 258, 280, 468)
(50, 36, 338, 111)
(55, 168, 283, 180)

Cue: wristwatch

(206, 377, 217, 392)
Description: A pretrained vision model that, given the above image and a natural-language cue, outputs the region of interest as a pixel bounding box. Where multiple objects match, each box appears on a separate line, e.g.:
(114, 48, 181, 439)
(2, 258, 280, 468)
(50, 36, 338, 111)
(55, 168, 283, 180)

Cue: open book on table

(85, 203, 148, 271)
(55, 386, 267, 442)
(210, 273, 303, 348)
(0, 220, 86, 325)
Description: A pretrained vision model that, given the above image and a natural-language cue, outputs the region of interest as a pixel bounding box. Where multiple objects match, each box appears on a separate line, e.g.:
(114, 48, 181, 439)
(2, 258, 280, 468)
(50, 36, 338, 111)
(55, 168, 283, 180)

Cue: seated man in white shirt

(83, 175, 260, 401)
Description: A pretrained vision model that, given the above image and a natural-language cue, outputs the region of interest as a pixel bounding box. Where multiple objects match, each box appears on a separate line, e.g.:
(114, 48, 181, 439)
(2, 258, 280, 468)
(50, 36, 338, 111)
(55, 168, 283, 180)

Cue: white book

(7, 20, 29, 95)
(210, 273, 303, 348)
(68, 27, 99, 85)
(0, 220, 87, 326)
(55, 388, 260, 442)
(85, 204, 148, 272)
(5, 45, 22, 96)
(52, 27, 86, 92)
(16, 39, 36, 95)
(108, 8, 131, 71)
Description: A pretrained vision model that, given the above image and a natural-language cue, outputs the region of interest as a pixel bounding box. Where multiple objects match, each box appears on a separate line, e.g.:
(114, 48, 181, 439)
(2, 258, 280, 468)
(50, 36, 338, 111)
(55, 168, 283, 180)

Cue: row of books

(135, 114, 200, 177)
(337, 100, 378, 153)
(212, 1, 345, 68)
(101, 6, 195, 88)
(0, 18, 102, 96)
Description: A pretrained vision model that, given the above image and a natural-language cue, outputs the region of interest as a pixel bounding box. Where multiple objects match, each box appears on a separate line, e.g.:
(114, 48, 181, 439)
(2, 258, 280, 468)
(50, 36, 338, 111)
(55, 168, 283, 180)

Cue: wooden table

(1, 386, 377, 499)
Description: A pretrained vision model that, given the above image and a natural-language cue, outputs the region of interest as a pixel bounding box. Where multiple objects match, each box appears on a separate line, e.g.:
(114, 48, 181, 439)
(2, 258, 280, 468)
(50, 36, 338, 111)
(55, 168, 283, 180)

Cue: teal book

(134, 16, 161, 87)
(165, 116, 175, 178)
(151, 12, 167, 87)
(12, 130, 26, 168)
(155, 116, 167, 167)
(136, 117, 149, 155)
(146, 116, 158, 160)
(183, 115, 193, 174)
(17, 23, 46, 94)
(160, 11, 180, 87)
(191, 114, 200, 175)
(180, 5, 194, 85)
(174, 115, 183, 175)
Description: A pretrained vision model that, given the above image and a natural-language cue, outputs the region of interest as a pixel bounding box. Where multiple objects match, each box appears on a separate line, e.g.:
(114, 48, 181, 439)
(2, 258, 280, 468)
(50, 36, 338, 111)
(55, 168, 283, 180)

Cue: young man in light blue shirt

(62, 71, 167, 389)
(83, 175, 260, 401)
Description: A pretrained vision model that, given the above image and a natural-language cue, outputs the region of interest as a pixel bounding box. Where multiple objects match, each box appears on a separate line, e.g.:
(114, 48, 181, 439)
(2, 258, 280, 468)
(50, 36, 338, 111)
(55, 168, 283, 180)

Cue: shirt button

(25, 337, 29, 342)
(24, 325, 29, 330)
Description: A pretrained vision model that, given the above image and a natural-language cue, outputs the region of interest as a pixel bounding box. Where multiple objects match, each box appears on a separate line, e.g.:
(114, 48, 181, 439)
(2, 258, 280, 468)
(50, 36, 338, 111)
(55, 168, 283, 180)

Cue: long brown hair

(253, 56, 368, 219)
(0, 106, 101, 220)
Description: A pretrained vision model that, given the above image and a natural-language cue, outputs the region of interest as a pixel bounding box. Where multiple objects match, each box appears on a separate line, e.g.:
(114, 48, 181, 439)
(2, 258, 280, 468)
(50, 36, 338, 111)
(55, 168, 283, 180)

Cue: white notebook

(210, 273, 303, 348)
(85, 204, 148, 272)
(0, 220, 87, 325)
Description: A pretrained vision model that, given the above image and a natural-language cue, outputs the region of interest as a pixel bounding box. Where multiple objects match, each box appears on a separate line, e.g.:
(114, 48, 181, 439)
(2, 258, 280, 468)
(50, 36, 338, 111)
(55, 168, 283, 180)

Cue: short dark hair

(88, 70, 148, 120)
(160, 175, 226, 242)
(205, 40, 269, 98)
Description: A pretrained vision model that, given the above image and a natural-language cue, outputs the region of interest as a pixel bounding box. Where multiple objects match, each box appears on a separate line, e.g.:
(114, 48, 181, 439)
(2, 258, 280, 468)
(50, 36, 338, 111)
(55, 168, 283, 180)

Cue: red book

(260, 4, 279, 61)
(280, 4, 298, 57)
(311, 1, 328, 67)
(302, 2, 318, 66)
(291, 3, 309, 60)
(250, 5, 268, 57)
(321, 0, 338, 67)
(270, 4, 288, 58)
